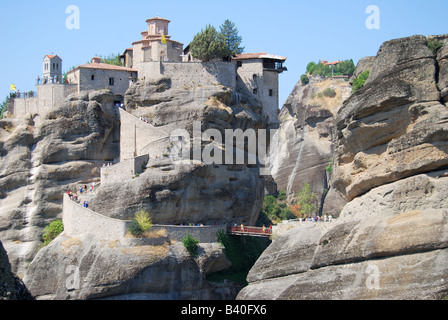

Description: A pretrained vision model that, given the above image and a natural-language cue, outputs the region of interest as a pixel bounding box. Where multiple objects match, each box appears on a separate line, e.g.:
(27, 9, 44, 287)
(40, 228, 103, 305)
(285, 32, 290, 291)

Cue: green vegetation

(295, 183, 319, 218)
(99, 53, 123, 66)
(257, 191, 295, 226)
(219, 19, 244, 56)
(427, 37, 444, 55)
(207, 230, 270, 284)
(183, 233, 200, 257)
(42, 220, 64, 246)
(326, 158, 333, 175)
(128, 209, 153, 236)
(190, 20, 244, 62)
(322, 88, 337, 98)
(352, 70, 370, 92)
(306, 59, 356, 78)
(300, 74, 310, 86)
(0, 96, 9, 119)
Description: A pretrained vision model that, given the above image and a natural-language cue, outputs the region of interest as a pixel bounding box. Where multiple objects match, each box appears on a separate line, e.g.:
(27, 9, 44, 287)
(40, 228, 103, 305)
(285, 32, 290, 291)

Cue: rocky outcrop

(0, 240, 33, 300)
(333, 35, 448, 201)
(239, 35, 448, 300)
(0, 90, 119, 276)
(269, 77, 351, 214)
(23, 233, 239, 300)
(90, 80, 266, 226)
(21, 80, 267, 299)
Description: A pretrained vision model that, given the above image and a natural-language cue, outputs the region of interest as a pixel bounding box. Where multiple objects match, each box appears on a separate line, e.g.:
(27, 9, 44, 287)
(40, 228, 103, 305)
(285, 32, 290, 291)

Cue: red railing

(228, 226, 272, 237)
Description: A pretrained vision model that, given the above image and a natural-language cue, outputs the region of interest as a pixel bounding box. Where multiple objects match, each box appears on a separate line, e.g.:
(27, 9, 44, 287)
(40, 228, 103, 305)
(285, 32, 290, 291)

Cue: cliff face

(18, 79, 266, 299)
(0, 90, 119, 276)
(238, 34, 448, 300)
(89, 78, 266, 226)
(269, 77, 351, 215)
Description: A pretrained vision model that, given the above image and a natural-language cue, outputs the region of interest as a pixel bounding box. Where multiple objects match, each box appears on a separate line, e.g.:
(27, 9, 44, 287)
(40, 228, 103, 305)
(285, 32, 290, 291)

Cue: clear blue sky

(1, 0, 447, 108)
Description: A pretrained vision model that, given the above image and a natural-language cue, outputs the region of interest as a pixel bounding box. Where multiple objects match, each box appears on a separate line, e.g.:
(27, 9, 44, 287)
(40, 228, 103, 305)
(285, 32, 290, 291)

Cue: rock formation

(0, 240, 33, 300)
(238, 34, 448, 300)
(269, 77, 351, 215)
(16, 76, 266, 299)
(0, 90, 119, 276)
(23, 233, 239, 300)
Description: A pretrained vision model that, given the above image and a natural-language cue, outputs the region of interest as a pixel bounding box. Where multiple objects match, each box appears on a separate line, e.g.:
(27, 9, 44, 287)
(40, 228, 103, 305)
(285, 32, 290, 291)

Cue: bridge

(227, 226, 273, 238)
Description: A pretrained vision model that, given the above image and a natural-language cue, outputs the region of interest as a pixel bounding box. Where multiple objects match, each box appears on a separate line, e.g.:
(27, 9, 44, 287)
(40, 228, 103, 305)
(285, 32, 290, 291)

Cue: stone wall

(62, 194, 129, 241)
(67, 69, 136, 98)
(118, 108, 172, 161)
(101, 154, 149, 185)
(137, 61, 236, 89)
(12, 84, 77, 116)
(63, 193, 225, 243)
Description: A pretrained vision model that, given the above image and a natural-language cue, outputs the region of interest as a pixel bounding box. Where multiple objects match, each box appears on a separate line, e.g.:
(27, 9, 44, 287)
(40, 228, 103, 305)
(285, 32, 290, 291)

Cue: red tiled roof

(323, 60, 342, 66)
(44, 54, 61, 60)
(67, 62, 137, 73)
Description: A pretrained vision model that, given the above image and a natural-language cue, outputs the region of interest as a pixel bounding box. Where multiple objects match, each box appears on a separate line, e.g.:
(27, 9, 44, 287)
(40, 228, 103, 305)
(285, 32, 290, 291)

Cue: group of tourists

(299, 214, 333, 223)
(66, 182, 96, 207)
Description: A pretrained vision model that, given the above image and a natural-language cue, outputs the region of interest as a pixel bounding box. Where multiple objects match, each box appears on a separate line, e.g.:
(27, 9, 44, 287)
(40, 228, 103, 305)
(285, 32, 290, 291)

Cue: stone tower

(42, 55, 63, 84)
(233, 53, 287, 126)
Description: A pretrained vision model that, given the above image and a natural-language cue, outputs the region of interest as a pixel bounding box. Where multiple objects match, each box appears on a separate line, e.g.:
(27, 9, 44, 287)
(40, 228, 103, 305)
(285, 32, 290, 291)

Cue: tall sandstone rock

(238, 34, 448, 300)
(21, 78, 267, 299)
(0, 90, 120, 276)
(269, 77, 351, 215)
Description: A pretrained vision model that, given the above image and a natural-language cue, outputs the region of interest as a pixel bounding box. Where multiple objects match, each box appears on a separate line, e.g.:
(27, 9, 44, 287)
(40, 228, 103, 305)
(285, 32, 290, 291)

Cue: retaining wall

(137, 61, 236, 90)
(62, 193, 225, 243)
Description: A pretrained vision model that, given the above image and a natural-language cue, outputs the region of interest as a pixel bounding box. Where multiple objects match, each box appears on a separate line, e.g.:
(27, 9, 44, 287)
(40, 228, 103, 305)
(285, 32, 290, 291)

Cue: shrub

(128, 209, 153, 236)
(300, 74, 310, 86)
(42, 220, 64, 246)
(183, 233, 200, 257)
(427, 37, 444, 55)
(323, 88, 336, 98)
(352, 70, 370, 92)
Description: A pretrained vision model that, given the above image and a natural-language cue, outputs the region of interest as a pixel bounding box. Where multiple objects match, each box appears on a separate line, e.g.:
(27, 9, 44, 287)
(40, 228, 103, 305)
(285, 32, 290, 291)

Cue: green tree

(295, 183, 319, 218)
(306, 62, 317, 75)
(99, 53, 123, 66)
(42, 220, 64, 246)
(0, 96, 9, 119)
(219, 19, 244, 57)
(300, 74, 310, 86)
(190, 25, 227, 62)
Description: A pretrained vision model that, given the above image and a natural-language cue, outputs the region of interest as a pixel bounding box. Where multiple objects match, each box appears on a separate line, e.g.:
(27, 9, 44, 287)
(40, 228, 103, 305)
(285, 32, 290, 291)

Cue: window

(53, 63, 55, 70)
(237, 61, 243, 68)
(91, 75, 95, 80)
(109, 78, 115, 86)
(269, 89, 274, 97)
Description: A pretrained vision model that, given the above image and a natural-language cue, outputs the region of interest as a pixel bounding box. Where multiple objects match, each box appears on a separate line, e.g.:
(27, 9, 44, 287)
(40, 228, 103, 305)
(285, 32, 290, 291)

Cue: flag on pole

(10, 84, 16, 91)
(161, 32, 167, 45)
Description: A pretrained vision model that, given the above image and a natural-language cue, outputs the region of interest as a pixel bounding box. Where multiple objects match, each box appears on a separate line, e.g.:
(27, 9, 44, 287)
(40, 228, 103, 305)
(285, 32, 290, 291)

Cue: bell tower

(42, 54, 63, 84)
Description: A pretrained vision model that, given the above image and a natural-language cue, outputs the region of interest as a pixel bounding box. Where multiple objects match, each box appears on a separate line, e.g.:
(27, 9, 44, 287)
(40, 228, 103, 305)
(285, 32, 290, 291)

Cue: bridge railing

(228, 226, 272, 237)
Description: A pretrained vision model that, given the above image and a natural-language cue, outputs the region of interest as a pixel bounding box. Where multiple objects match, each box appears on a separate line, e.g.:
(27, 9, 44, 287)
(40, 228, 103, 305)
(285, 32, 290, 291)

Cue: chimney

(92, 57, 101, 64)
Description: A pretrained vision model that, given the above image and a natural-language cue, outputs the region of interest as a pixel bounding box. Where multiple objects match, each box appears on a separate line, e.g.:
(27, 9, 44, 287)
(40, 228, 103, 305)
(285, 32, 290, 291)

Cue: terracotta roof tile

(68, 62, 137, 73)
